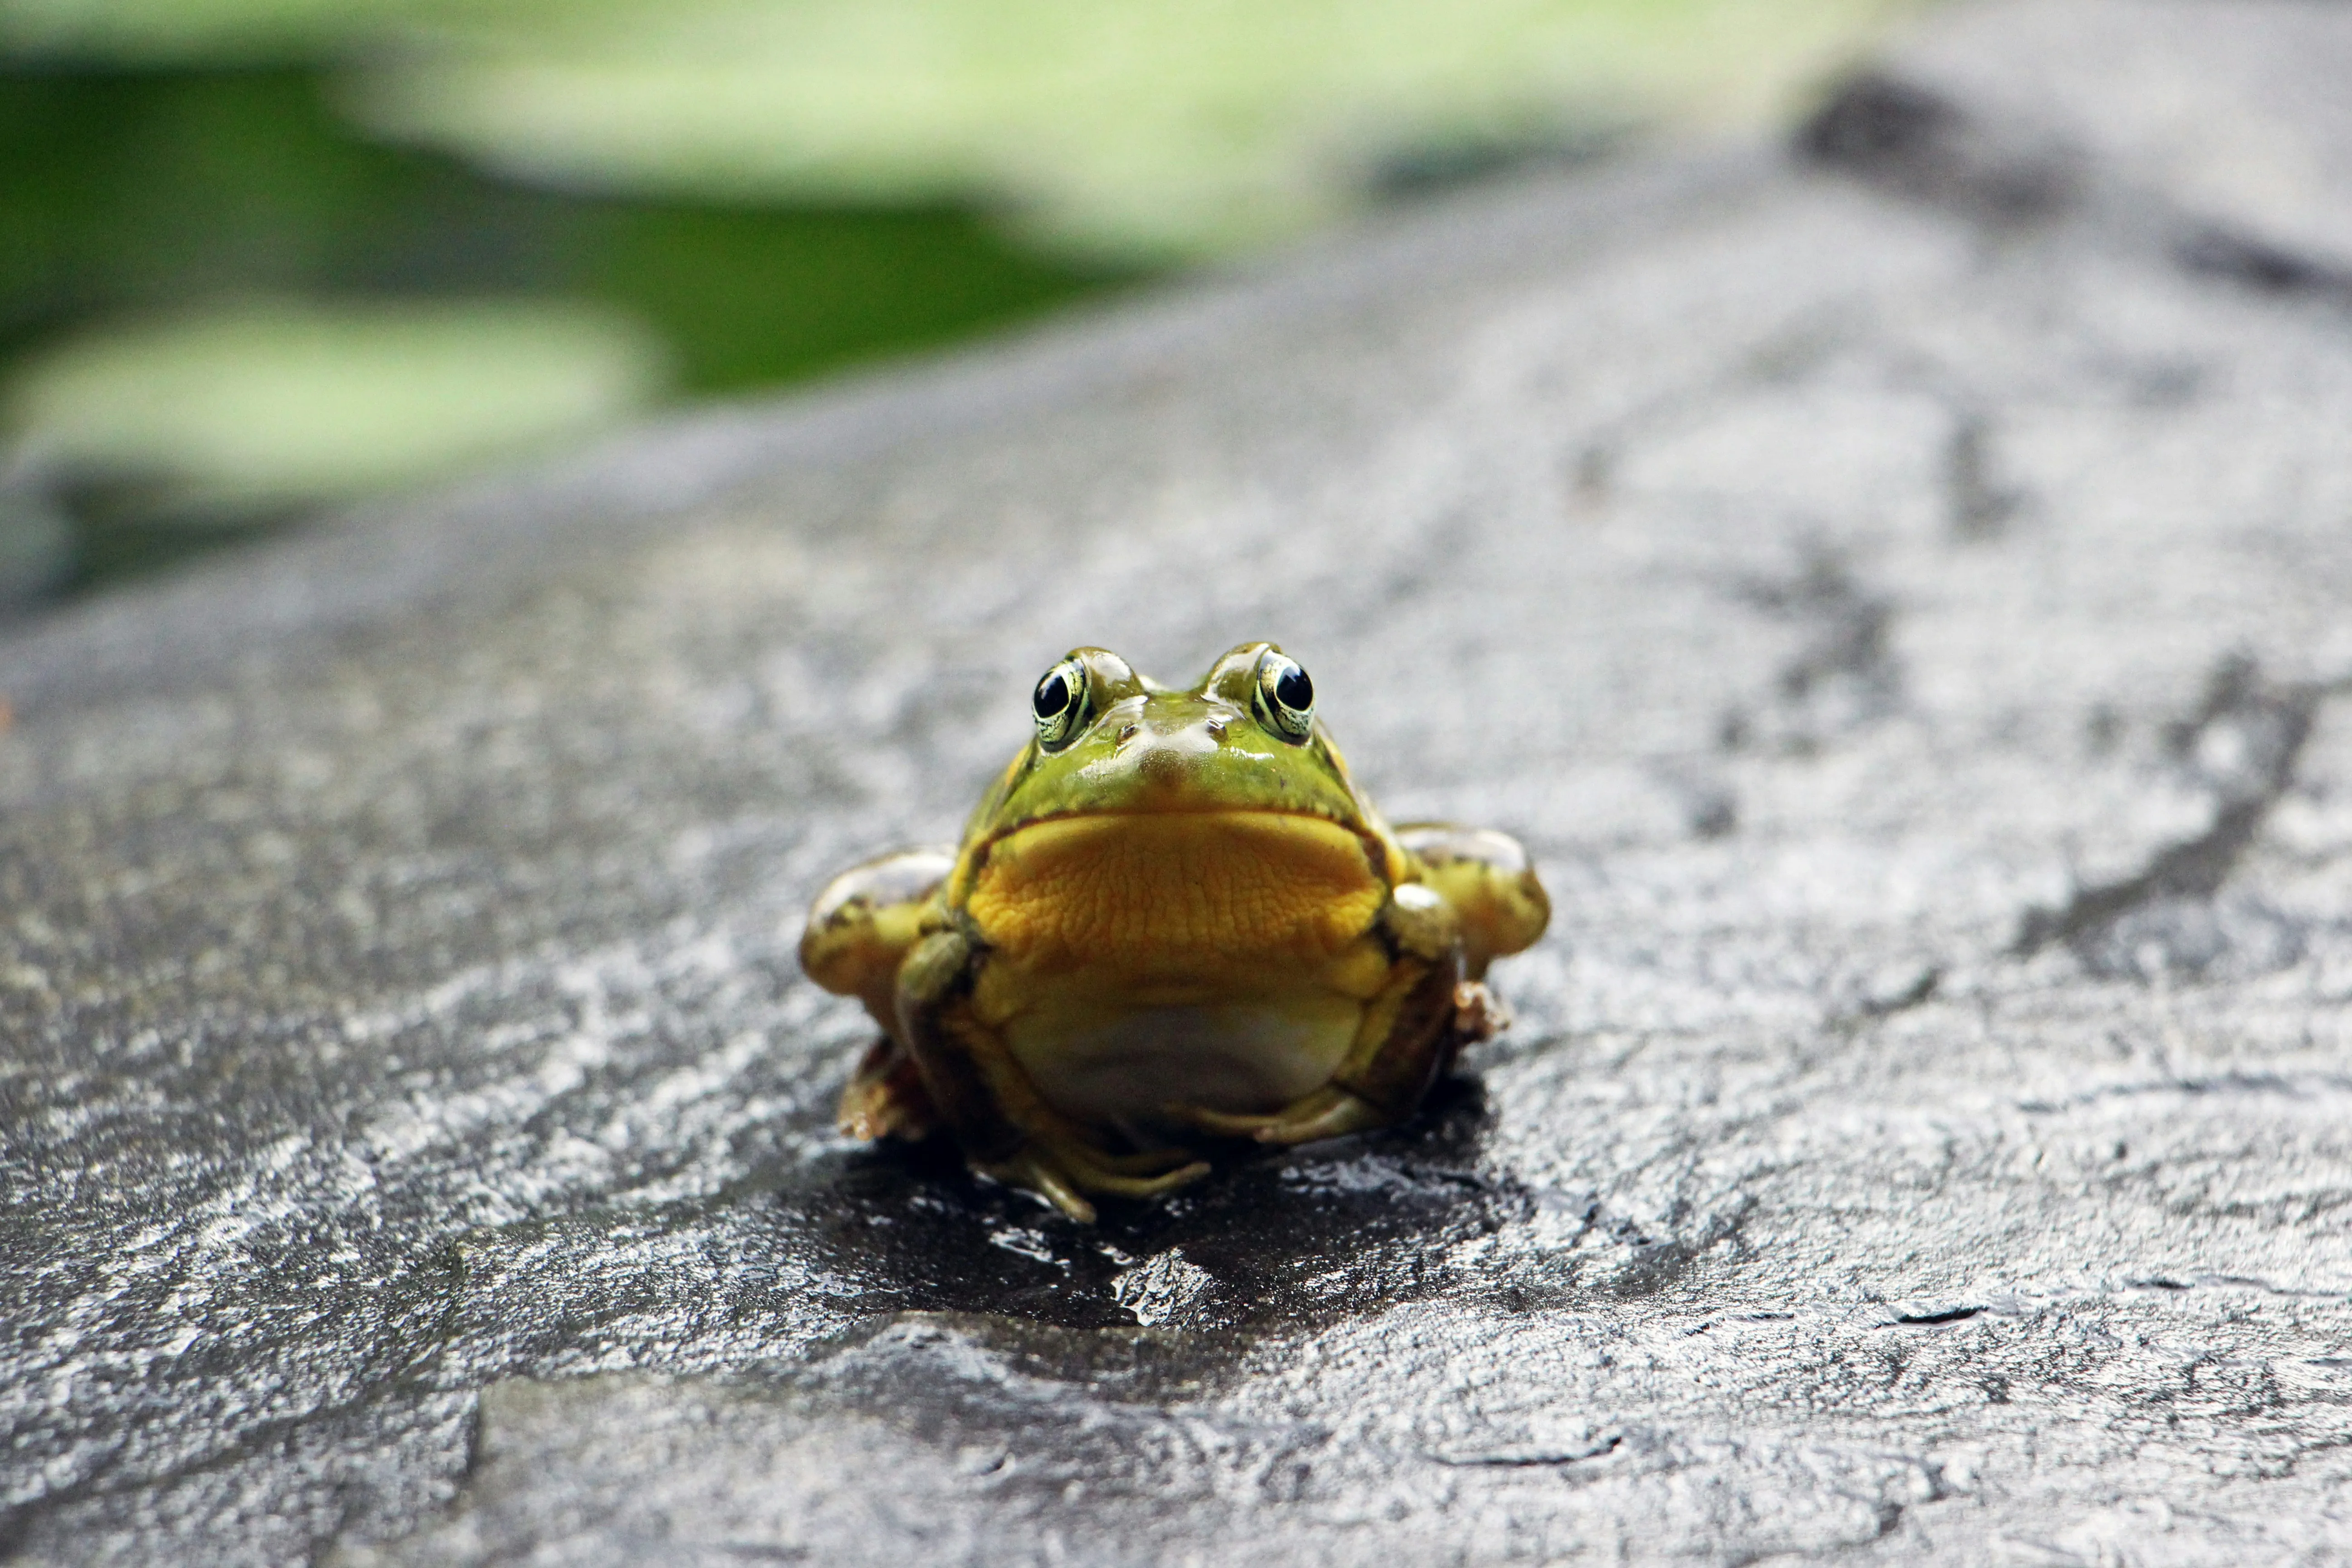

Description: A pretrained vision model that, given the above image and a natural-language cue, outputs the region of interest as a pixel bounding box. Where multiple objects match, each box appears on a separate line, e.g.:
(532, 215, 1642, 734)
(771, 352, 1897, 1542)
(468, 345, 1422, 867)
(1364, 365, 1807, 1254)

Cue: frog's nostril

(1205, 718, 1227, 740)
(1137, 745, 1186, 785)
(1117, 725, 1140, 746)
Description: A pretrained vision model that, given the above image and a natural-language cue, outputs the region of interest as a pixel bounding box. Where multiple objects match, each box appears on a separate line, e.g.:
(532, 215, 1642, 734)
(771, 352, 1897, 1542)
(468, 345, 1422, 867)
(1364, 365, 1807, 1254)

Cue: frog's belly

(1002, 992, 1363, 1132)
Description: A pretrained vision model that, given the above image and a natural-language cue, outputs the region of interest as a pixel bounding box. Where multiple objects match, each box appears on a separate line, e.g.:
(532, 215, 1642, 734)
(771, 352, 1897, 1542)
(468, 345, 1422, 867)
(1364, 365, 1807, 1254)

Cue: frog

(799, 642, 1549, 1221)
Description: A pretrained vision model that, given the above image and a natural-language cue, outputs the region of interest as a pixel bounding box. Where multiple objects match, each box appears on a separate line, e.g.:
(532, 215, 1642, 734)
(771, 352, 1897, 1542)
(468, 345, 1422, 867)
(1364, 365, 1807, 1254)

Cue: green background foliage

(0, 0, 1908, 603)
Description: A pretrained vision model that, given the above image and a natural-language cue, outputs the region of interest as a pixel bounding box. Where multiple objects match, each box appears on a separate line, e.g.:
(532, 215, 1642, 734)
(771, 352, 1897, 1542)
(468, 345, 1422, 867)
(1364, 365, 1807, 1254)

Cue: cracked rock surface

(7, 2, 2352, 1562)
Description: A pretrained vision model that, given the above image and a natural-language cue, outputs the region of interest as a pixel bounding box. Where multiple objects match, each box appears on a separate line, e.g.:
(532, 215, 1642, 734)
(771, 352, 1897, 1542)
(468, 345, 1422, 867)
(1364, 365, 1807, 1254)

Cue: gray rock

(1803, 0, 2352, 286)
(7, 2, 2352, 1562)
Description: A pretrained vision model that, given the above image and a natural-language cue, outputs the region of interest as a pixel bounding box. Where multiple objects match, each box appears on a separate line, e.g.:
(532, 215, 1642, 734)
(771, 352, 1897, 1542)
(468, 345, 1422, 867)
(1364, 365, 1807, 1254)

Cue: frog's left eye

(1254, 652, 1315, 743)
(1032, 657, 1090, 751)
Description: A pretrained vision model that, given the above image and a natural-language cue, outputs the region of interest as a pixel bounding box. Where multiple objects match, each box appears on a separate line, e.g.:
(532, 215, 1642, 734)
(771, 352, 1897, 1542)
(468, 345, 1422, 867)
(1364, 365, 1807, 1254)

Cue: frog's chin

(961, 809, 1388, 973)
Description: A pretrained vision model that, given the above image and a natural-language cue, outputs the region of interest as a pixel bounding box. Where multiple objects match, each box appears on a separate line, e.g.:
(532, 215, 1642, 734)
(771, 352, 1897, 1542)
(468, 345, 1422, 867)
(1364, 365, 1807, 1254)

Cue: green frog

(799, 642, 1549, 1221)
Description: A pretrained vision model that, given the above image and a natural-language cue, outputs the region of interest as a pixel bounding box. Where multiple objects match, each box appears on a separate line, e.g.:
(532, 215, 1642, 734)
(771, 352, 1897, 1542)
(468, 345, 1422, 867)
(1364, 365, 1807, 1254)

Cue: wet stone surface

(8, 2, 2352, 1562)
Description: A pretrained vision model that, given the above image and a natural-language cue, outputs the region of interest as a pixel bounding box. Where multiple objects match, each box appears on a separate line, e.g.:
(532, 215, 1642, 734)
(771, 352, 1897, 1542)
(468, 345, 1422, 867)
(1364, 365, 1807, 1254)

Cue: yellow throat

(963, 810, 1386, 981)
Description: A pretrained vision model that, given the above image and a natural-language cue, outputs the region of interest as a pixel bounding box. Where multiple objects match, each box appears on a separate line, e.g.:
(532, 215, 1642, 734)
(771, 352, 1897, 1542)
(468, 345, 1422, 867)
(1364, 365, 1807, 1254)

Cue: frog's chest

(965, 927, 1399, 1135)
(955, 809, 1399, 1131)
(977, 961, 1383, 1133)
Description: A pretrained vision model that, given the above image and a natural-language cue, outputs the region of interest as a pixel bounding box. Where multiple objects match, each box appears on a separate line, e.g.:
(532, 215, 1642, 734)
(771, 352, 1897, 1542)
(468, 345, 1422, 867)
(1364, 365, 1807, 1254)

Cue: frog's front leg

(1393, 823, 1550, 978)
(1175, 883, 1494, 1146)
(895, 929, 1209, 1222)
(801, 847, 956, 1141)
(801, 847, 958, 1028)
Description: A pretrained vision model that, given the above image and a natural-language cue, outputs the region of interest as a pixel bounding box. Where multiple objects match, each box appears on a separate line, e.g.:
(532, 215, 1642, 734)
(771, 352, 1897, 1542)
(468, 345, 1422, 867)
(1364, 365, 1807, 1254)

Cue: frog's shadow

(778, 1073, 1528, 1344)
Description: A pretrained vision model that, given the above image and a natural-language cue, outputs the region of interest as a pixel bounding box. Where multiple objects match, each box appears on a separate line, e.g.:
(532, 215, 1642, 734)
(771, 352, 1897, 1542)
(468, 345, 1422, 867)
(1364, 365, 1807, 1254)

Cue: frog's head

(966, 643, 1379, 838)
(946, 644, 1411, 938)
(941, 644, 1411, 921)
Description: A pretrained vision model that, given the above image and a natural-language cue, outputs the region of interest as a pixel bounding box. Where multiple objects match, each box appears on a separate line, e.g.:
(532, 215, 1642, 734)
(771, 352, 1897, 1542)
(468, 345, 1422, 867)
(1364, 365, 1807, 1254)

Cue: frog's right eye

(1032, 657, 1090, 750)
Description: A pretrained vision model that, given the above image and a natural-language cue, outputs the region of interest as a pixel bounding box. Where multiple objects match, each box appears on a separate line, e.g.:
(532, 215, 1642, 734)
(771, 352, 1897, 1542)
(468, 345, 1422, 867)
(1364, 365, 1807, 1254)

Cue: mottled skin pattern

(801, 643, 1549, 1220)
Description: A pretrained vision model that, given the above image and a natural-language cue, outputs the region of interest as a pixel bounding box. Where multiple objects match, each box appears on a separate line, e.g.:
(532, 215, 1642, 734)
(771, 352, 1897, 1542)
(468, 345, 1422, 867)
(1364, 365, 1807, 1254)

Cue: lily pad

(6, 0, 1913, 256)
(3, 297, 663, 515)
(357, 0, 1908, 255)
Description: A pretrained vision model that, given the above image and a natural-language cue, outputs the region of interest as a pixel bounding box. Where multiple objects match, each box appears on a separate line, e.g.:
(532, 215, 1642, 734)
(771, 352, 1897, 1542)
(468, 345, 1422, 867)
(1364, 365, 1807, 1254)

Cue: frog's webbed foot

(977, 1141, 1211, 1223)
(1449, 980, 1508, 1045)
(975, 1149, 1098, 1222)
(836, 1037, 940, 1143)
(1166, 1086, 1387, 1147)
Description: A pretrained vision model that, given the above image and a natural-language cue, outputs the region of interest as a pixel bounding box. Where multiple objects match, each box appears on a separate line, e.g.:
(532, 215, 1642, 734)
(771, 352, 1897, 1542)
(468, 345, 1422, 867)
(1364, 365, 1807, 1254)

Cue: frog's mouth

(962, 809, 1389, 972)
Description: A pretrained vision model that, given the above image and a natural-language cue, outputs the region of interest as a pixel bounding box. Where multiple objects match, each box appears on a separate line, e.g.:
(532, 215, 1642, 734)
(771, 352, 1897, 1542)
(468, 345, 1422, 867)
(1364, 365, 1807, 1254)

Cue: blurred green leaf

(0, 67, 1130, 595)
(583, 202, 1135, 392)
(5, 298, 664, 512)
(0, 69, 1132, 392)
(0, 0, 1914, 603)
(10, 0, 1914, 257)
(0, 0, 505, 62)
(0, 69, 572, 355)
(359, 0, 1911, 255)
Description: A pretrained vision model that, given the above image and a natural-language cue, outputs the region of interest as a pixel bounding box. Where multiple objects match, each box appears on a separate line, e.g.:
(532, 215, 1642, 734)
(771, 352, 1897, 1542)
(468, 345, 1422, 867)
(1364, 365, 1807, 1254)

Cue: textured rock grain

(6, 2, 2352, 1563)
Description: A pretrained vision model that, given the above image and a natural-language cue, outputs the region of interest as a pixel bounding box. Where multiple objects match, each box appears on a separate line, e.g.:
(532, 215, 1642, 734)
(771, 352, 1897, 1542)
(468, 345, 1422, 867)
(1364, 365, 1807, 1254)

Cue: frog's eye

(1032, 657, 1090, 751)
(1253, 652, 1315, 743)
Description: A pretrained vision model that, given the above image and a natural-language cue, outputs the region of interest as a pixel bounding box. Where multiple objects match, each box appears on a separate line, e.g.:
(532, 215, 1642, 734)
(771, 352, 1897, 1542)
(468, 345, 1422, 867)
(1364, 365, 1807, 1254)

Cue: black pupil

(1034, 670, 1072, 719)
(1274, 664, 1313, 713)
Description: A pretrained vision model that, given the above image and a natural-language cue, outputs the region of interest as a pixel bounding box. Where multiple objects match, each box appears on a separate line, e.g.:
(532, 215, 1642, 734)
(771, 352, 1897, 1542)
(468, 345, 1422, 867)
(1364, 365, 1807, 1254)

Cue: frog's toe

(975, 1144, 1210, 1220)
(1252, 1090, 1387, 1146)
(835, 1038, 939, 1143)
(976, 1150, 1098, 1223)
(1162, 1102, 1274, 1138)
(1450, 980, 1509, 1044)
(1173, 1088, 1387, 1147)
(1050, 1136, 1210, 1196)
(1073, 1159, 1212, 1198)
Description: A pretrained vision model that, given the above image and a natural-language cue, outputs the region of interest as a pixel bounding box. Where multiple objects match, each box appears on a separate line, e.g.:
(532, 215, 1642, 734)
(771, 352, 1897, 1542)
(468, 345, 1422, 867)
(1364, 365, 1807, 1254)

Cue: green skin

(800, 642, 1550, 1221)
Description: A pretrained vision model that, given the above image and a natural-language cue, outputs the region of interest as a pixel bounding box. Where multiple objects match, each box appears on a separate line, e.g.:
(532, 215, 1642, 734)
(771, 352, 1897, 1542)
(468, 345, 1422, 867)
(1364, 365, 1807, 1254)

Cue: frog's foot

(975, 1149, 1099, 1222)
(977, 1142, 1212, 1223)
(1166, 1086, 1387, 1147)
(996, 1089, 1211, 1182)
(1450, 980, 1509, 1045)
(1047, 1136, 1213, 1200)
(836, 1038, 940, 1143)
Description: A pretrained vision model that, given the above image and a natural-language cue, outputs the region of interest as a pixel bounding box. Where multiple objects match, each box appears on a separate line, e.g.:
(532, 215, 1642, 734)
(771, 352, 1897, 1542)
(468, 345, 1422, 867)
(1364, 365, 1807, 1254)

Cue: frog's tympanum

(799, 643, 1549, 1220)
